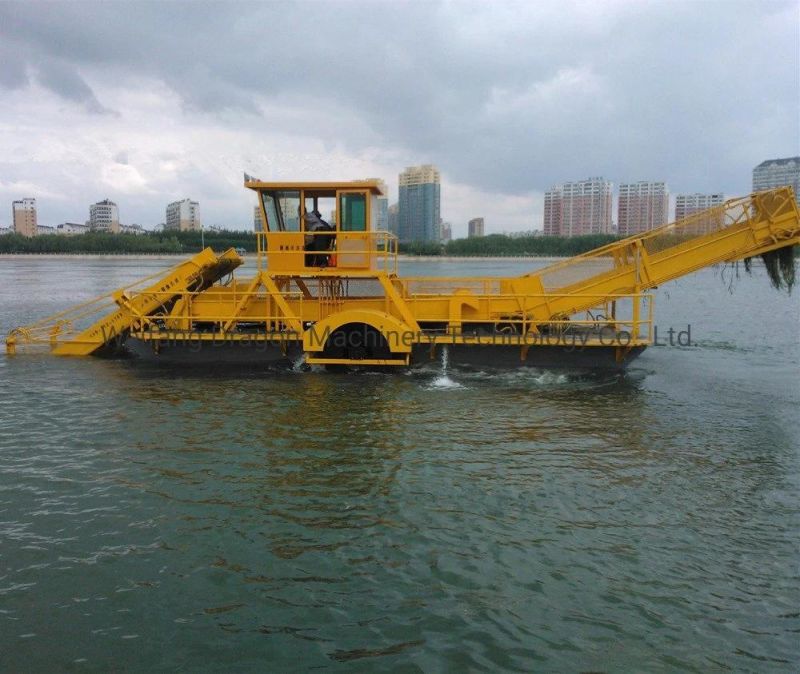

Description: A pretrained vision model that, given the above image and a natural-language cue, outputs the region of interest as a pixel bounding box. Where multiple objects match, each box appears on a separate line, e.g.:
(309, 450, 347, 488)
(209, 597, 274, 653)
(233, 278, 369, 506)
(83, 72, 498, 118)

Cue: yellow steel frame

(6, 187, 799, 367)
(6, 248, 242, 355)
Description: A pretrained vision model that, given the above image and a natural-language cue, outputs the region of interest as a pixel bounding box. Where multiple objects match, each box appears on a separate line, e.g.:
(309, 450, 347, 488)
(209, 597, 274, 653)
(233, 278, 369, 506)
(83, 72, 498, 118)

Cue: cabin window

(260, 192, 280, 232)
(304, 195, 336, 229)
(339, 192, 367, 231)
(276, 191, 301, 232)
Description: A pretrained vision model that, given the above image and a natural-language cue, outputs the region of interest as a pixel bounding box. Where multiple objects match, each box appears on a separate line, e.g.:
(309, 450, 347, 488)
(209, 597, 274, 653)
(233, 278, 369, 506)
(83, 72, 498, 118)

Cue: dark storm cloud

(0, 0, 797, 196)
(35, 58, 115, 115)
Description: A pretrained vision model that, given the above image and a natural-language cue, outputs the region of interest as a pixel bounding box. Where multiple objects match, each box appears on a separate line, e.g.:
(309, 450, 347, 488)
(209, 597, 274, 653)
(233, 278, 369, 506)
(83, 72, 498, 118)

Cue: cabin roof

(244, 179, 385, 196)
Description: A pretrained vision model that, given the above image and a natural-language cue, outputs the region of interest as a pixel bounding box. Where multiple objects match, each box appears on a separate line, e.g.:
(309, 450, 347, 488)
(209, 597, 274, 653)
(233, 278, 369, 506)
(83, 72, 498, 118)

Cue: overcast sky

(0, 0, 797, 236)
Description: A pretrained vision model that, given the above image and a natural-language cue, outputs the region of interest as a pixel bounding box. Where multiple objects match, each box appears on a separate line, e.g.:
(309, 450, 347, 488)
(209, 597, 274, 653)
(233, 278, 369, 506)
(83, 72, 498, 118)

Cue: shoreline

(0, 253, 569, 262)
(0, 252, 197, 261)
(400, 255, 566, 262)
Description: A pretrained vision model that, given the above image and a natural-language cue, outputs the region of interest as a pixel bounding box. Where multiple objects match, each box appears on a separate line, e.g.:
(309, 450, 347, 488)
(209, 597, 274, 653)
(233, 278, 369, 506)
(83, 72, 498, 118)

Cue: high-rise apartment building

(363, 178, 390, 231)
(542, 178, 612, 237)
(674, 193, 725, 221)
(375, 195, 389, 231)
(674, 193, 725, 235)
(254, 205, 264, 232)
(441, 222, 452, 243)
(166, 199, 200, 231)
(398, 165, 440, 243)
(468, 217, 485, 238)
(752, 157, 800, 205)
(388, 203, 399, 237)
(12, 198, 37, 237)
(543, 189, 562, 236)
(617, 181, 669, 236)
(89, 199, 120, 233)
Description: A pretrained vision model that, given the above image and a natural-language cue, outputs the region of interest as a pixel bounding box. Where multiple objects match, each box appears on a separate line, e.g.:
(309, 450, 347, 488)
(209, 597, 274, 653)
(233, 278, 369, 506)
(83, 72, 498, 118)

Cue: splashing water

(427, 346, 464, 389)
(292, 353, 309, 372)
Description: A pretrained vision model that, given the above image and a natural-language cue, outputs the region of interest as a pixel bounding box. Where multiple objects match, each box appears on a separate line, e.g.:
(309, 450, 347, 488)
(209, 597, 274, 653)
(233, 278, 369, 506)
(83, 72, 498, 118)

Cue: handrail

(259, 230, 399, 274)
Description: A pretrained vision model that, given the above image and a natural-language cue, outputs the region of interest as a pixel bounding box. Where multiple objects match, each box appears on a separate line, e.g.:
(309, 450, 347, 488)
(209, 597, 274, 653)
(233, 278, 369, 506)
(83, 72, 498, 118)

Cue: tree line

(0, 229, 618, 258)
(401, 233, 620, 257)
(0, 230, 257, 255)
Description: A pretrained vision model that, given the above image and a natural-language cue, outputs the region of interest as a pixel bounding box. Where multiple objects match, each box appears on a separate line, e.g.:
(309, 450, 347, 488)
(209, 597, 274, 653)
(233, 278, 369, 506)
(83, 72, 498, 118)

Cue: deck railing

(256, 230, 398, 274)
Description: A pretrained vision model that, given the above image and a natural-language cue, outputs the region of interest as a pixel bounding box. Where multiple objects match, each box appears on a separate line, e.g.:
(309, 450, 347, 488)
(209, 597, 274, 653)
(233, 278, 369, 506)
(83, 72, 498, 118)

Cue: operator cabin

(246, 179, 389, 273)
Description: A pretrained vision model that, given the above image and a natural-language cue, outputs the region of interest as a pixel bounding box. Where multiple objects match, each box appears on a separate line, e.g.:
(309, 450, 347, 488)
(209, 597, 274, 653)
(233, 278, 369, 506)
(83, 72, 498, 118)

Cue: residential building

(37, 224, 55, 235)
(388, 203, 399, 237)
(254, 205, 264, 232)
(543, 188, 562, 236)
(675, 193, 725, 220)
(90, 199, 120, 233)
(398, 164, 440, 242)
(542, 178, 612, 237)
(375, 195, 389, 231)
(361, 178, 389, 230)
(441, 222, 452, 243)
(617, 181, 669, 236)
(752, 157, 800, 205)
(675, 193, 725, 235)
(468, 217, 485, 238)
(57, 222, 91, 235)
(166, 198, 201, 231)
(0, 227, 12, 236)
(120, 224, 146, 235)
(502, 230, 537, 238)
(12, 198, 37, 237)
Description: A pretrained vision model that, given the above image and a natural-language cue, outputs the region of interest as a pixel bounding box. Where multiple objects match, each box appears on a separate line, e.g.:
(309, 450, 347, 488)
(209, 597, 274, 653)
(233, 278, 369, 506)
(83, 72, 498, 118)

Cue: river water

(0, 256, 798, 672)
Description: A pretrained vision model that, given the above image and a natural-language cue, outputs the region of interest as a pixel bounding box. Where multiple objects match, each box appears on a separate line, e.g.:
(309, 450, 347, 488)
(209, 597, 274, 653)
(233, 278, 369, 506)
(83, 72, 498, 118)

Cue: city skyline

(0, 2, 796, 239)
(5, 155, 798, 238)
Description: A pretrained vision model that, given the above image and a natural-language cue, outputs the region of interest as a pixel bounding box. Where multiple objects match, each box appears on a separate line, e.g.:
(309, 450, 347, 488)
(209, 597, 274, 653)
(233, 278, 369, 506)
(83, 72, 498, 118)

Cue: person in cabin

(304, 209, 335, 266)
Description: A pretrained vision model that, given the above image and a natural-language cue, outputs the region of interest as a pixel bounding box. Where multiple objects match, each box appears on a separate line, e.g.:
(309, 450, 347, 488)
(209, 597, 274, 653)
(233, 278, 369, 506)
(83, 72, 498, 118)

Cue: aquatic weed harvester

(6, 181, 799, 370)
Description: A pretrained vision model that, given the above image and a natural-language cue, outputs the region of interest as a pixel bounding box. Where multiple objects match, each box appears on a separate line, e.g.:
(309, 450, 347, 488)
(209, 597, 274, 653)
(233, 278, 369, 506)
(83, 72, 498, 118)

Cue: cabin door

(336, 190, 370, 269)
